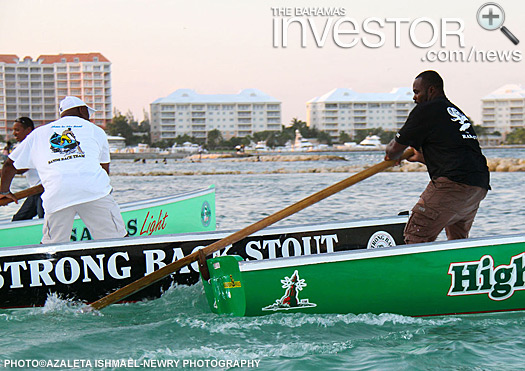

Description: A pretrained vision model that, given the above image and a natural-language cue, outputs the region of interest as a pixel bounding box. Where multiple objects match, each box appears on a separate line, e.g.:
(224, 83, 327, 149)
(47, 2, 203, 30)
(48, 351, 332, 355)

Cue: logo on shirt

(447, 107, 471, 132)
(49, 127, 84, 155)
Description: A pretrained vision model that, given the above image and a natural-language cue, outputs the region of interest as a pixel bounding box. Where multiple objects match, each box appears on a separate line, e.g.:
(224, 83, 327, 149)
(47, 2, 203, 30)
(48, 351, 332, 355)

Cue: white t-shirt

(9, 116, 112, 214)
(24, 169, 41, 187)
(12, 142, 41, 187)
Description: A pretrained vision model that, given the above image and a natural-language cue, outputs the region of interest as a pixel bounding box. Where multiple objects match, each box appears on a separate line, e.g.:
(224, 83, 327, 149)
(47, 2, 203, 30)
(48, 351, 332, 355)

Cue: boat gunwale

(238, 233, 525, 272)
(0, 216, 408, 258)
(0, 186, 215, 229)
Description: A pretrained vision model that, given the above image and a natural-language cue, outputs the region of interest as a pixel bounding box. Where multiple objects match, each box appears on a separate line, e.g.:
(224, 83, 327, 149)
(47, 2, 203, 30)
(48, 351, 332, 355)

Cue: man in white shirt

(11, 117, 44, 221)
(0, 96, 127, 243)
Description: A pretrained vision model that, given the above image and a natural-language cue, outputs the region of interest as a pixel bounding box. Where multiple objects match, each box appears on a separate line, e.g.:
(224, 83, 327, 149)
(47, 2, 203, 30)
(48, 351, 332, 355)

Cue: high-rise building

(150, 89, 281, 141)
(0, 53, 112, 138)
(306, 88, 415, 138)
(481, 84, 525, 137)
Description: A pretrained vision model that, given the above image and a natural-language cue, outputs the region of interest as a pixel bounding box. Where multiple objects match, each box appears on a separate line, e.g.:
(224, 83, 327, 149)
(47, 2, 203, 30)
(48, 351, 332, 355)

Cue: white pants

(42, 194, 127, 244)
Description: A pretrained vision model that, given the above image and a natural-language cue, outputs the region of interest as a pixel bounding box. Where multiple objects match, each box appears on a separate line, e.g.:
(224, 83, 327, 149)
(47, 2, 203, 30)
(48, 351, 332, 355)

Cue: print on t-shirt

(447, 107, 471, 132)
(50, 127, 84, 155)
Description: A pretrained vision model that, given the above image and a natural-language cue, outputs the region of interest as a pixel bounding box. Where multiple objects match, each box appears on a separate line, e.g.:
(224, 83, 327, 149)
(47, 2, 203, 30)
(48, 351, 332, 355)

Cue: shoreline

(111, 158, 525, 176)
(110, 144, 525, 160)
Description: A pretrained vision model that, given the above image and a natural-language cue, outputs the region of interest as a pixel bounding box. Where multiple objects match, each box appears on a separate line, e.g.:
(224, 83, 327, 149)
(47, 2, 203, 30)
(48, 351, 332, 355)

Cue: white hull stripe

(0, 186, 215, 228)
(240, 235, 525, 272)
(0, 217, 407, 258)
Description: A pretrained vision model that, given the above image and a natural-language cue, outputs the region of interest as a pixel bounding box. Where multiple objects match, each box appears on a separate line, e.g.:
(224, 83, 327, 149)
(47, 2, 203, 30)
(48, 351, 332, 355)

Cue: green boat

(202, 234, 525, 317)
(0, 186, 215, 248)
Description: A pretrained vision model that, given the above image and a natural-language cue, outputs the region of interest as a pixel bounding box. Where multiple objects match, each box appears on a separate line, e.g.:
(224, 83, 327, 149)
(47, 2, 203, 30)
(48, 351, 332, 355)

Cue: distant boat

(293, 130, 314, 151)
(254, 141, 269, 151)
(357, 135, 384, 149)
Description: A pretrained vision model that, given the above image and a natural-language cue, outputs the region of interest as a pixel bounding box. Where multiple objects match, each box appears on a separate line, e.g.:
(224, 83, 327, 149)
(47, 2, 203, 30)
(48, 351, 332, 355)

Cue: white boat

(357, 135, 384, 149)
(293, 130, 314, 151)
(254, 141, 269, 151)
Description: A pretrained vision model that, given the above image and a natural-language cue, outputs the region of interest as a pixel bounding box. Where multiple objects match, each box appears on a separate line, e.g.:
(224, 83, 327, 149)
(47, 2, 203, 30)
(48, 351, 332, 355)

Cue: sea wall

(112, 157, 525, 176)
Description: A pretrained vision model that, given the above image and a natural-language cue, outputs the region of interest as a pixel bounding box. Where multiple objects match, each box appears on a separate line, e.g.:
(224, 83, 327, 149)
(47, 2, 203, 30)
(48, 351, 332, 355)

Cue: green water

(3, 283, 525, 370)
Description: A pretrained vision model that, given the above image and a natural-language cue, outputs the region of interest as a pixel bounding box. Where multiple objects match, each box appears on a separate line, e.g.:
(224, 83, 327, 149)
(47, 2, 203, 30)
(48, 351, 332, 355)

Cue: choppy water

(2, 148, 525, 370)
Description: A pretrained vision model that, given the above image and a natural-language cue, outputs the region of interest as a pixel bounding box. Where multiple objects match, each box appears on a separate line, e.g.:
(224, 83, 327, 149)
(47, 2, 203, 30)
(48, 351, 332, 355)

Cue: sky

(1, 0, 524, 126)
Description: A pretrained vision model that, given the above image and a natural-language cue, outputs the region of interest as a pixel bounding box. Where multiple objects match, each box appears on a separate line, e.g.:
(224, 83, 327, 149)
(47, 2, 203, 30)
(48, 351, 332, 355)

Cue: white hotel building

(306, 88, 415, 138)
(150, 89, 282, 141)
(481, 84, 525, 137)
(0, 53, 112, 138)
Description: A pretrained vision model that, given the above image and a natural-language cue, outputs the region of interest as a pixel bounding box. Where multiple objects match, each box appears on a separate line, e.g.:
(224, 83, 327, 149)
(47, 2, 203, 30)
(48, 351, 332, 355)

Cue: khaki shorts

(405, 177, 488, 244)
(42, 194, 127, 244)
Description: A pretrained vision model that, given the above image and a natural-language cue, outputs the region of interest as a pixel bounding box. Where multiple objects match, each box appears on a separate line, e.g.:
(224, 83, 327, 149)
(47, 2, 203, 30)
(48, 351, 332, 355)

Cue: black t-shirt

(396, 96, 490, 189)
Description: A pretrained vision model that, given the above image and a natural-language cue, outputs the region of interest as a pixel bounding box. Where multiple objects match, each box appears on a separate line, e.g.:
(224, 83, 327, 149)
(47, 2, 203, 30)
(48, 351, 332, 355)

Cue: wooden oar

(0, 184, 44, 206)
(90, 148, 414, 310)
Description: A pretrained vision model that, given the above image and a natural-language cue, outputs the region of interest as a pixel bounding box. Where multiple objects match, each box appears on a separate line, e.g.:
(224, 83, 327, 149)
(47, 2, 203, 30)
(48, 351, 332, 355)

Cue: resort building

(150, 89, 282, 141)
(481, 84, 525, 137)
(0, 53, 112, 138)
(306, 88, 415, 138)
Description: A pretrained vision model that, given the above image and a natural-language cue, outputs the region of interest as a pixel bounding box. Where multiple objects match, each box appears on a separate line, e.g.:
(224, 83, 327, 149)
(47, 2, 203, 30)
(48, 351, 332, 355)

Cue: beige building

(0, 53, 112, 138)
(481, 84, 525, 137)
(150, 89, 282, 142)
(307, 88, 415, 138)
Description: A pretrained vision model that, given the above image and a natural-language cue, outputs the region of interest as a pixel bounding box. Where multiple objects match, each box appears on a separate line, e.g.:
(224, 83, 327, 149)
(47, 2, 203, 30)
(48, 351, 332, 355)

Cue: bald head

(412, 70, 445, 104)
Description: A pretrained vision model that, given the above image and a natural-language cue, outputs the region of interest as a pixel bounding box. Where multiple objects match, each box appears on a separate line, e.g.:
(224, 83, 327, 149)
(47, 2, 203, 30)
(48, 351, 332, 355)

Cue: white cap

(59, 96, 96, 118)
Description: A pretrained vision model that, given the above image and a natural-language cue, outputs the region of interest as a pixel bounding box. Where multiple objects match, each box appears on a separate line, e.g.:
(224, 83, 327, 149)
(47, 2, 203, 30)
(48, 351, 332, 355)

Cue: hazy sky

(1, 0, 524, 125)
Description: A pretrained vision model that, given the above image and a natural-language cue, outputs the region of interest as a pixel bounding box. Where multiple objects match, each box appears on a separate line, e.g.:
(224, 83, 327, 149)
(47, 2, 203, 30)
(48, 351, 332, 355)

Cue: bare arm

(101, 162, 110, 175)
(385, 140, 408, 161)
(0, 158, 19, 204)
(385, 140, 425, 164)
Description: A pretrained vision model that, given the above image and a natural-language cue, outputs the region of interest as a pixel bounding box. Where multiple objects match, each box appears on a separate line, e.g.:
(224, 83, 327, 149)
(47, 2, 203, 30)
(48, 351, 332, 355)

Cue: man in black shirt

(385, 70, 490, 244)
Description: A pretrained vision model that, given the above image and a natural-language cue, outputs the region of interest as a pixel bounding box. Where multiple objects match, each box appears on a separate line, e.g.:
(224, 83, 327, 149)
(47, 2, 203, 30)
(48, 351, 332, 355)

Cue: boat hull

(0, 186, 216, 248)
(0, 217, 406, 308)
(202, 235, 525, 317)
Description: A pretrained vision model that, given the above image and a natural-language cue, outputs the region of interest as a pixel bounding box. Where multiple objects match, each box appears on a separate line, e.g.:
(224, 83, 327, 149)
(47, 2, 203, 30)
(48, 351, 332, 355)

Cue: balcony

(192, 131, 206, 138)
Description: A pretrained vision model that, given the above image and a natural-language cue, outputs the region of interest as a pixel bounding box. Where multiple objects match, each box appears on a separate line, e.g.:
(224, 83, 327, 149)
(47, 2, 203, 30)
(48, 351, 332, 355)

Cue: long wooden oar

(90, 148, 414, 310)
(0, 184, 44, 206)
